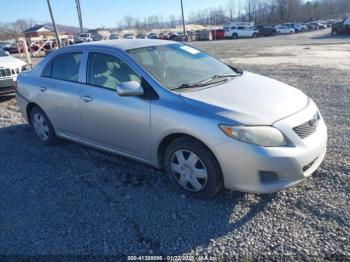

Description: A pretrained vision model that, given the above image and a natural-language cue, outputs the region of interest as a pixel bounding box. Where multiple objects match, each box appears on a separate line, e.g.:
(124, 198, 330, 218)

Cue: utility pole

(180, 0, 186, 39)
(76, 0, 84, 33)
(46, 0, 61, 48)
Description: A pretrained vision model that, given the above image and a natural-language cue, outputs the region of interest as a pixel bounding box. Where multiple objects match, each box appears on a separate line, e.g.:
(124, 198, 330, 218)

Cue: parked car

(110, 33, 120, 40)
(284, 23, 306, 33)
(137, 33, 148, 39)
(74, 33, 93, 44)
(224, 26, 259, 39)
(332, 16, 350, 35)
(0, 49, 28, 97)
(0, 41, 12, 51)
(276, 26, 295, 34)
(16, 40, 327, 199)
(211, 29, 225, 40)
(308, 23, 321, 30)
(148, 33, 159, 39)
(123, 34, 136, 39)
(3, 42, 29, 54)
(159, 33, 170, 40)
(256, 25, 277, 36)
(169, 32, 187, 41)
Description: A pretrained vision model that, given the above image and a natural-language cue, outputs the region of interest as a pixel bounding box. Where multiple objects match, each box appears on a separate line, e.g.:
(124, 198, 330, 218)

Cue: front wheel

(164, 137, 223, 199)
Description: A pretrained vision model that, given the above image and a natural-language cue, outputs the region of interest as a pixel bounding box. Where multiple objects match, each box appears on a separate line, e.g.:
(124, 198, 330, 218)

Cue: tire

(30, 106, 59, 145)
(164, 137, 223, 199)
(231, 33, 238, 40)
(252, 33, 258, 38)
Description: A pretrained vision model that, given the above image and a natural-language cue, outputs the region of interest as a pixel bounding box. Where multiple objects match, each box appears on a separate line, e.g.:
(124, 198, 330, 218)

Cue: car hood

(0, 55, 26, 68)
(180, 71, 308, 125)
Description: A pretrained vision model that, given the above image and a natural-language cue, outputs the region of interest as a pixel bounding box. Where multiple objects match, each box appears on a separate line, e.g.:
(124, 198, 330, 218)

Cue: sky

(0, 0, 231, 28)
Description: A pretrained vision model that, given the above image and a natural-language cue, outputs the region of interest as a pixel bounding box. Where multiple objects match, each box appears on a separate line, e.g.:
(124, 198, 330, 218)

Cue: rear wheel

(164, 137, 223, 199)
(231, 33, 238, 40)
(30, 106, 59, 145)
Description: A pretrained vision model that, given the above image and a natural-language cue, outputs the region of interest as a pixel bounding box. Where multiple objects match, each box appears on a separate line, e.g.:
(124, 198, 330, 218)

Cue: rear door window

(51, 52, 82, 82)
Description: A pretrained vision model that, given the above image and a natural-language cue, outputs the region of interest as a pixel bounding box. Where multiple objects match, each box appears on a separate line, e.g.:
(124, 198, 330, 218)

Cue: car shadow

(311, 33, 350, 40)
(0, 123, 277, 255)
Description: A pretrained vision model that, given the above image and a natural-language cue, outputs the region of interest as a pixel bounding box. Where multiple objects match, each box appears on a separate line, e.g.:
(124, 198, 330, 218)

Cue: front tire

(30, 106, 59, 145)
(164, 137, 223, 199)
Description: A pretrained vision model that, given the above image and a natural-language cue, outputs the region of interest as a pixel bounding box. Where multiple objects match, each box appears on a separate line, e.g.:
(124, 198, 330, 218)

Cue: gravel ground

(0, 30, 349, 259)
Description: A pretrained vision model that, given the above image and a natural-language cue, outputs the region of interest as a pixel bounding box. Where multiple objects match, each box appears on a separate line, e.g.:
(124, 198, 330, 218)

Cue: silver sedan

(16, 39, 327, 199)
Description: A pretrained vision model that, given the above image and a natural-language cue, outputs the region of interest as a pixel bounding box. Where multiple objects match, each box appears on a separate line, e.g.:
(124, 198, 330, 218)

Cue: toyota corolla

(16, 40, 327, 199)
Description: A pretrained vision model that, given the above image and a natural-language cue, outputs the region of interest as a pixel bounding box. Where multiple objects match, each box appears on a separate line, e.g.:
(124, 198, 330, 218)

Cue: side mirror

(116, 81, 144, 97)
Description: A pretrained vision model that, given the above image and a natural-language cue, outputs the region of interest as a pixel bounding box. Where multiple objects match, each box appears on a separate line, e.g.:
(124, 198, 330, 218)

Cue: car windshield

(0, 50, 8, 57)
(128, 44, 237, 90)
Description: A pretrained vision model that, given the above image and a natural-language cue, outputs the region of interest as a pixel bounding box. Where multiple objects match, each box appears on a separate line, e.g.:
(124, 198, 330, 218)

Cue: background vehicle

(224, 26, 259, 39)
(0, 49, 27, 97)
(74, 33, 93, 44)
(136, 33, 148, 39)
(276, 26, 295, 34)
(3, 42, 29, 54)
(0, 41, 12, 51)
(159, 33, 170, 40)
(211, 29, 225, 40)
(109, 33, 120, 40)
(123, 34, 136, 39)
(284, 23, 305, 33)
(332, 16, 350, 35)
(256, 25, 277, 36)
(147, 33, 159, 39)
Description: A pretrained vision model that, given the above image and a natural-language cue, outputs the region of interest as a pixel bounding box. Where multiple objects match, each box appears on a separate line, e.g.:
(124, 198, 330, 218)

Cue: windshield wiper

(200, 73, 239, 85)
(173, 73, 239, 90)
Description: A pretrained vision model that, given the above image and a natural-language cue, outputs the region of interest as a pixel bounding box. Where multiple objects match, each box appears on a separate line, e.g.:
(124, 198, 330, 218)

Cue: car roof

(72, 39, 175, 51)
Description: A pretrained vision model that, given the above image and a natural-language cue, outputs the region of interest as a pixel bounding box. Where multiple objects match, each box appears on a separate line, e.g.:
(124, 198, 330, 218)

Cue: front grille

(293, 113, 320, 139)
(0, 68, 11, 78)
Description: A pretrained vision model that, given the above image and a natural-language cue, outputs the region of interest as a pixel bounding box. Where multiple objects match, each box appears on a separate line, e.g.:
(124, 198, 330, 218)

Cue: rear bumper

(213, 101, 328, 194)
(16, 92, 30, 122)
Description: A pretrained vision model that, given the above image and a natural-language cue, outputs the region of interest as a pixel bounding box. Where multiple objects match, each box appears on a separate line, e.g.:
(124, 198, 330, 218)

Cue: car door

(38, 51, 84, 137)
(79, 51, 151, 160)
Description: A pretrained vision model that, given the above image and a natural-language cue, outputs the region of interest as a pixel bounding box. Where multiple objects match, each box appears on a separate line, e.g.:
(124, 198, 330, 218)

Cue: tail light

(13, 81, 17, 91)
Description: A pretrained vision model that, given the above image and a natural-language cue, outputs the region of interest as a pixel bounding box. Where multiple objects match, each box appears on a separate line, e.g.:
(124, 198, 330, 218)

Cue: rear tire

(30, 106, 60, 145)
(231, 33, 238, 40)
(164, 137, 223, 199)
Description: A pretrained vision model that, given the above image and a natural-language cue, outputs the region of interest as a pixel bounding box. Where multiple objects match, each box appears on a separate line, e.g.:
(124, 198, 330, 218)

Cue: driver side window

(87, 52, 140, 91)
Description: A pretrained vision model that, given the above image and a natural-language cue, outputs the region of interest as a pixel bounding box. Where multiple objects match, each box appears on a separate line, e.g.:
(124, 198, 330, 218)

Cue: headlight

(219, 125, 288, 147)
(21, 64, 30, 72)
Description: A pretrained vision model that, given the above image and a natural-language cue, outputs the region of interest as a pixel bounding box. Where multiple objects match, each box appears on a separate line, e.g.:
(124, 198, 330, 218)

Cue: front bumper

(0, 77, 16, 96)
(213, 101, 328, 193)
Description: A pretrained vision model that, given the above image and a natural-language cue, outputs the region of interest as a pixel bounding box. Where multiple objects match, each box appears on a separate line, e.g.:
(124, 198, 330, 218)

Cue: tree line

(118, 0, 350, 29)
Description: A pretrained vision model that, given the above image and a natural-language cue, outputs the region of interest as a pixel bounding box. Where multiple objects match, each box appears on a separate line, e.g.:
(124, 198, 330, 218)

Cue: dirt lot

(1, 29, 349, 259)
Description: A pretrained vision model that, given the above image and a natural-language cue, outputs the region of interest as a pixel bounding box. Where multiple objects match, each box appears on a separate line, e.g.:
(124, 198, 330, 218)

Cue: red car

(211, 29, 225, 40)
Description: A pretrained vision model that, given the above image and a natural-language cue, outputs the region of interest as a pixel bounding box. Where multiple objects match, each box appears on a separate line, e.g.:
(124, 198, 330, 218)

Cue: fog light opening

(259, 171, 279, 184)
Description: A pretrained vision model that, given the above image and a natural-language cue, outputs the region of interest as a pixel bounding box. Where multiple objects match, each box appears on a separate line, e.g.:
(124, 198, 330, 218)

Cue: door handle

(80, 95, 93, 103)
(39, 86, 47, 92)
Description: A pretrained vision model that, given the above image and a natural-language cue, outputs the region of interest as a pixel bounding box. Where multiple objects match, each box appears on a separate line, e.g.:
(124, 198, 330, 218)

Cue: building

(24, 25, 53, 38)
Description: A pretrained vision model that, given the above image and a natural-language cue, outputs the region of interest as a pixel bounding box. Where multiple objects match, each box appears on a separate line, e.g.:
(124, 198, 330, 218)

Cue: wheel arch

(26, 102, 40, 124)
(156, 133, 222, 175)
